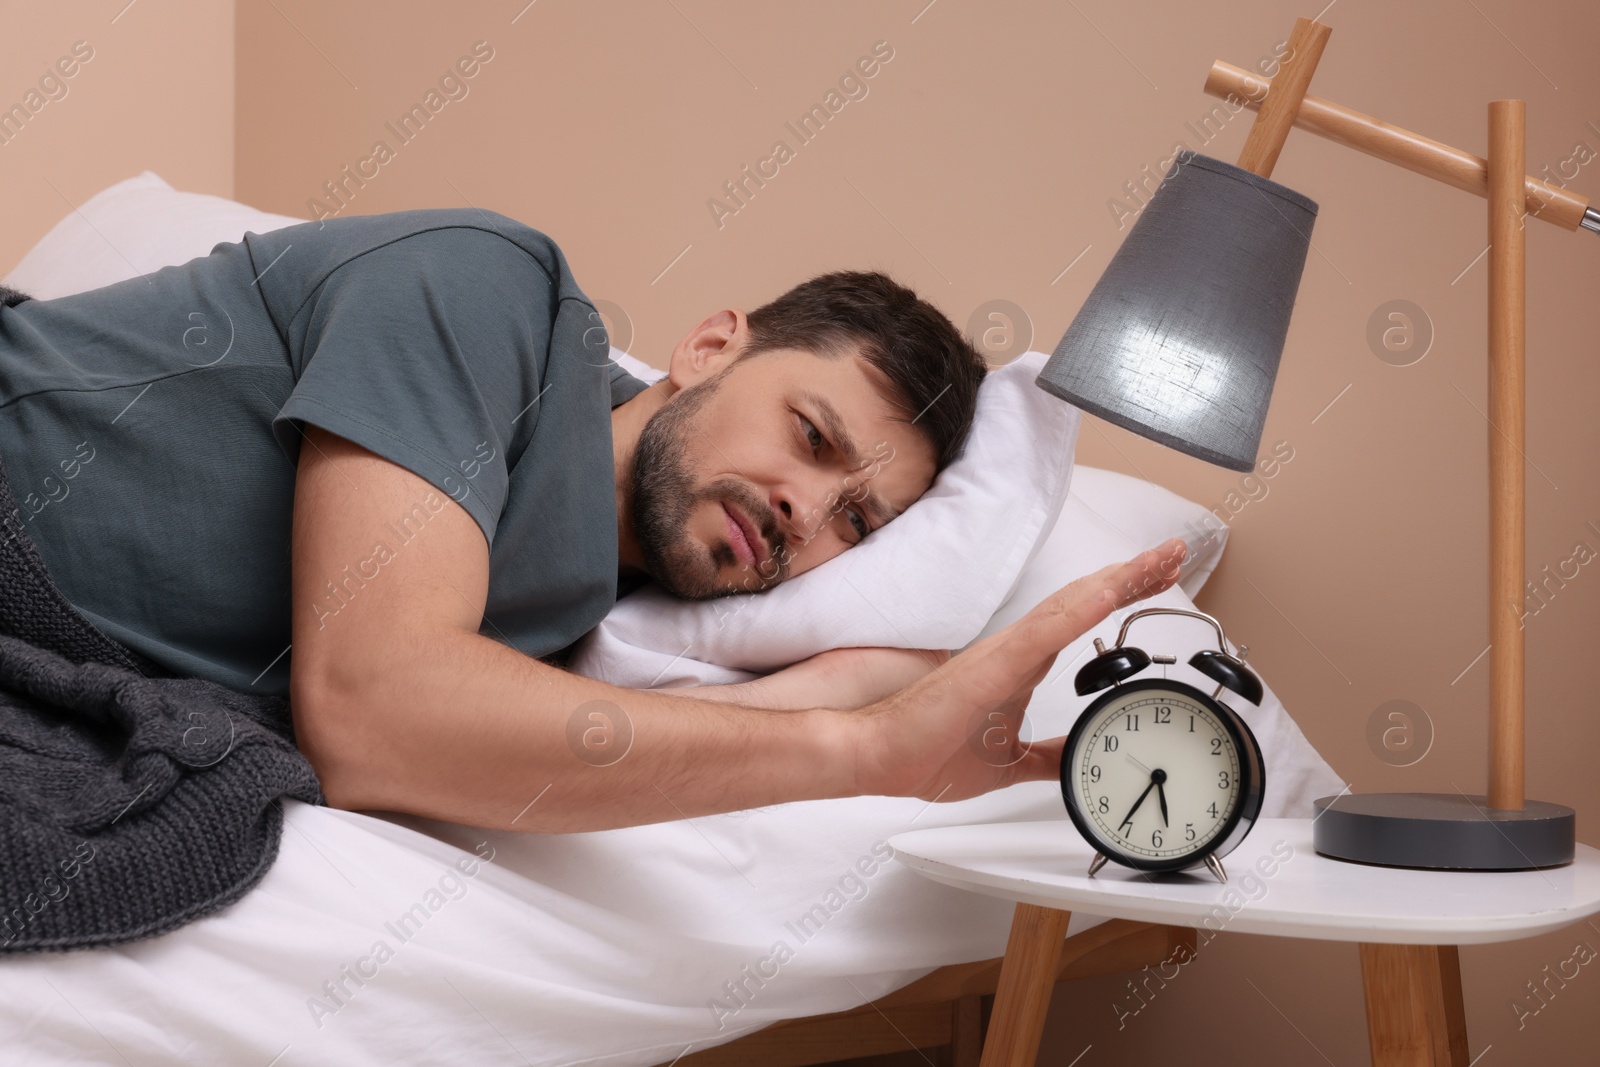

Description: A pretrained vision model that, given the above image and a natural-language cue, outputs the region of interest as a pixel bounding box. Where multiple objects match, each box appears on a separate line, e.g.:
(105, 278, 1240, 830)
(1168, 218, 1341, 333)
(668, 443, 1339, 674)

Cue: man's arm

(289, 425, 861, 833)
(289, 426, 1186, 833)
(660, 647, 951, 710)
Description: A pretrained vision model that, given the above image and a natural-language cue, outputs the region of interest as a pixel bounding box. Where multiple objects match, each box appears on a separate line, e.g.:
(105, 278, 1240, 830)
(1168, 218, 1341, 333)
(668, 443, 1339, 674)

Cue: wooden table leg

(1359, 943, 1470, 1066)
(978, 902, 1072, 1067)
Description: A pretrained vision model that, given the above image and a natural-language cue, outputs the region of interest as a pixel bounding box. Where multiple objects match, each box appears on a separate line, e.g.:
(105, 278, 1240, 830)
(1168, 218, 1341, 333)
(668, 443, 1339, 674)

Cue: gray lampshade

(1037, 151, 1318, 472)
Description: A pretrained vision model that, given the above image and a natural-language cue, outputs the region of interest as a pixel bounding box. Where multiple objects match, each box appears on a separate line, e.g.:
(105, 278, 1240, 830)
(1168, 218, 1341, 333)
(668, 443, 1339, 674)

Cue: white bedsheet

(0, 774, 1079, 1065)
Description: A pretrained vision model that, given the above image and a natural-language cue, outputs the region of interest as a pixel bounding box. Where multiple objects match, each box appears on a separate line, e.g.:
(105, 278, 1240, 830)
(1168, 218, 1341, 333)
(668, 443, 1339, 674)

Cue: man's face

(628, 346, 938, 600)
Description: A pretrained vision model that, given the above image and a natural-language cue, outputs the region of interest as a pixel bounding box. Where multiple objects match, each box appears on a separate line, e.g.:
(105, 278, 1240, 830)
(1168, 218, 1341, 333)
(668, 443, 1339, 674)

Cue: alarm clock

(1060, 606, 1266, 883)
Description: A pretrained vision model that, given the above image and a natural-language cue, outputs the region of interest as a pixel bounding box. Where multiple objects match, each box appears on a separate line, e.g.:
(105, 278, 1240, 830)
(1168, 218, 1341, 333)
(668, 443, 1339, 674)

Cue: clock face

(1066, 680, 1245, 866)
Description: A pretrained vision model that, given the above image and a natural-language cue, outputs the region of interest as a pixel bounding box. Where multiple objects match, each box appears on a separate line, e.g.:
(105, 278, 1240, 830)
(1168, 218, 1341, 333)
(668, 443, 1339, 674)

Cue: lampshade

(1036, 151, 1319, 472)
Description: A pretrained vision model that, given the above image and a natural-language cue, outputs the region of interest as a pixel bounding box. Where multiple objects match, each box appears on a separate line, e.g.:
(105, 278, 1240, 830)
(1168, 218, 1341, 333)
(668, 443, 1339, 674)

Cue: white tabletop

(888, 817, 1600, 945)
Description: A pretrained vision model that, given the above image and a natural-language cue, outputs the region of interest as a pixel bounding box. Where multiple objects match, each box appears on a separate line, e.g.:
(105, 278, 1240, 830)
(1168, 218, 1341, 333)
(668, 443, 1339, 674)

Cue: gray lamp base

(1312, 792, 1575, 871)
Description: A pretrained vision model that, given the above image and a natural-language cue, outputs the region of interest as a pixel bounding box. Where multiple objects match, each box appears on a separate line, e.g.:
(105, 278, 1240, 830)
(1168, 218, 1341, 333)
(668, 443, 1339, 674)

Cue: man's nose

(770, 474, 843, 545)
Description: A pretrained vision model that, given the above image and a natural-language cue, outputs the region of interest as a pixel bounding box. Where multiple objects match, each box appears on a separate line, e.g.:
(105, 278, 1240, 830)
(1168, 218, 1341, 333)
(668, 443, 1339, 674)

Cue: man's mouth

(721, 502, 767, 570)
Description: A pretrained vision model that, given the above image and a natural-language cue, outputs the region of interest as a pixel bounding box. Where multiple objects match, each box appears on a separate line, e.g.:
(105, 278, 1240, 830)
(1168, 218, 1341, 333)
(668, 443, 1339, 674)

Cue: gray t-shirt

(0, 208, 647, 696)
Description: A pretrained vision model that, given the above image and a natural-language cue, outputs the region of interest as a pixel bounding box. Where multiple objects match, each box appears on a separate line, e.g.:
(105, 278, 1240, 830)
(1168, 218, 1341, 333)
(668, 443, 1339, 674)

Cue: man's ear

(667, 308, 749, 390)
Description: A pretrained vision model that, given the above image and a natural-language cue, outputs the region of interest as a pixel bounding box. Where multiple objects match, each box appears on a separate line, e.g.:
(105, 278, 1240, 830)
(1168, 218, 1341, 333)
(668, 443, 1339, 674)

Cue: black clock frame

(1059, 678, 1266, 875)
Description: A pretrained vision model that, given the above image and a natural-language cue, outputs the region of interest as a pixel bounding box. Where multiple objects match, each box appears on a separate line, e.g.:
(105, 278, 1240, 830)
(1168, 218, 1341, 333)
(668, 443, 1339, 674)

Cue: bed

(0, 174, 1346, 1066)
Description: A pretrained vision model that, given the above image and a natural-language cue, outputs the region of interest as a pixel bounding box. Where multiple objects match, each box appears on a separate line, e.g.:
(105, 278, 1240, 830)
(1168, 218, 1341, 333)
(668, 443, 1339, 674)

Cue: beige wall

(13, 0, 1600, 1061)
(0, 0, 234, 271)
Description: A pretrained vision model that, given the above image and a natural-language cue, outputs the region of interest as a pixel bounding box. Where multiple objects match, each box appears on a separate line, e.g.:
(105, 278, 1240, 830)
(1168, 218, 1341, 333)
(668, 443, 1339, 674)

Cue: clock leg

(1358, 943, 1470, 1066)
(979, 902, 1072, 1067)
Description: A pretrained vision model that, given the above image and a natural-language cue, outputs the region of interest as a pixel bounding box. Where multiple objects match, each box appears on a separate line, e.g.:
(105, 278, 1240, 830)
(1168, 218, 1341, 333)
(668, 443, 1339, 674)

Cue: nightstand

(889, 817, 1600, 1066)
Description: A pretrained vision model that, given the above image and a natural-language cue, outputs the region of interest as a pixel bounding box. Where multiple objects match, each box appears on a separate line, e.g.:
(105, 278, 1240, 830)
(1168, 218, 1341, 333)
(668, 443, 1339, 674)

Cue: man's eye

(799, 414, 824, 454)
(847, 508, 869, 541)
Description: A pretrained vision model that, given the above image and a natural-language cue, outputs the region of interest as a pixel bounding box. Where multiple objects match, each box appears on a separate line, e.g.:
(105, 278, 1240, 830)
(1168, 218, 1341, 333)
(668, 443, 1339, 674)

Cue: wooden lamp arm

(1235, 16, 1333, 178)
(1206, 59, 1598, 232)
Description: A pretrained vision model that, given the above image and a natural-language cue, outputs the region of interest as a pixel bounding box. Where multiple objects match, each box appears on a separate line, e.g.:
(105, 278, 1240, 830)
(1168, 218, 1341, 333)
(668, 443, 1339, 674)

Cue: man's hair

(739, 270, 986, 473)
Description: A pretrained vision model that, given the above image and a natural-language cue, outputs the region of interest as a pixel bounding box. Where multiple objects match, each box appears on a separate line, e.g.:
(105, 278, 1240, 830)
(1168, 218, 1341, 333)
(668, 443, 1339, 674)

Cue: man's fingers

(1008, 733, 1067, 787)
(934, 538, 1187, 709)
(1107, 538, 1188, 608)
(1043, 537, 1184, 620)
(1017, 538, 1187, 655)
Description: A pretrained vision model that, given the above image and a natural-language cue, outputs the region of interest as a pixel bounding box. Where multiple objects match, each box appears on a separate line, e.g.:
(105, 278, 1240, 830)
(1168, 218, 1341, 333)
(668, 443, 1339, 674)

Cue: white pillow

(980, 465, 1229, 636)
(573, 348, 1080, 678)
(3, 171, 305, 299)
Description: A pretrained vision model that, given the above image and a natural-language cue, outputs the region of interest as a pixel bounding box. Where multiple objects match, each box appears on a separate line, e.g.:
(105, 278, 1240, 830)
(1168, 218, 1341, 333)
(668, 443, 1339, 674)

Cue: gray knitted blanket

(0, 446, 323, 955)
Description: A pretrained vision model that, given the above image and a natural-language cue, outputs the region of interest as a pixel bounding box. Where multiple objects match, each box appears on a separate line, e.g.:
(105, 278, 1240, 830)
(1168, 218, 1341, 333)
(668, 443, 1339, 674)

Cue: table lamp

(1036, 14, 1588, 871)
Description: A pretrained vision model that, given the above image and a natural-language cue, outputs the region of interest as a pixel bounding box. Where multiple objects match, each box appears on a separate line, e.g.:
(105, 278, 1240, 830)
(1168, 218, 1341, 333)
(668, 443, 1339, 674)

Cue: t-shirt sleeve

(270, 227, 563, 546)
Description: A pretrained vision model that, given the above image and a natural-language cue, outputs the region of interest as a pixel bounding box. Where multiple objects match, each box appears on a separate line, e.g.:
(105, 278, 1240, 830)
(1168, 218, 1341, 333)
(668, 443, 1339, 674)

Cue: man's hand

(853, 538, 1188, 802)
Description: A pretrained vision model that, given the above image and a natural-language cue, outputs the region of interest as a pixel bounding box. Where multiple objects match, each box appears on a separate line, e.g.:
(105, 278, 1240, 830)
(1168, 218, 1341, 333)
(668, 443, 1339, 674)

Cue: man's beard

(626, 372, 790, 600)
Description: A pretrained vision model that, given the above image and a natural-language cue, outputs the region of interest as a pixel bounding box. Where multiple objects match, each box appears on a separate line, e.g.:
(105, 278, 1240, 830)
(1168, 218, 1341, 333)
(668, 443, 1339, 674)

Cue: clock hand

(1126, 753, 1152, 774)
(1156, 779, 1169, 827)
(1118, 780, 1156, 833)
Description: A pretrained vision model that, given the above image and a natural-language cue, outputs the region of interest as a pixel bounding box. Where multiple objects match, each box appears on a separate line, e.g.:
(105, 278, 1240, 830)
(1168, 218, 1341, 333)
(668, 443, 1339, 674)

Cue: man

(0, 207, 1185, 835)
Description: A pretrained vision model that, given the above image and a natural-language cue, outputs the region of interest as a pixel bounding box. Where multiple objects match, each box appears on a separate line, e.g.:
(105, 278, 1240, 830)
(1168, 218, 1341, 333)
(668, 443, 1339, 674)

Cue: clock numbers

(1073, 689, 1248, 863)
